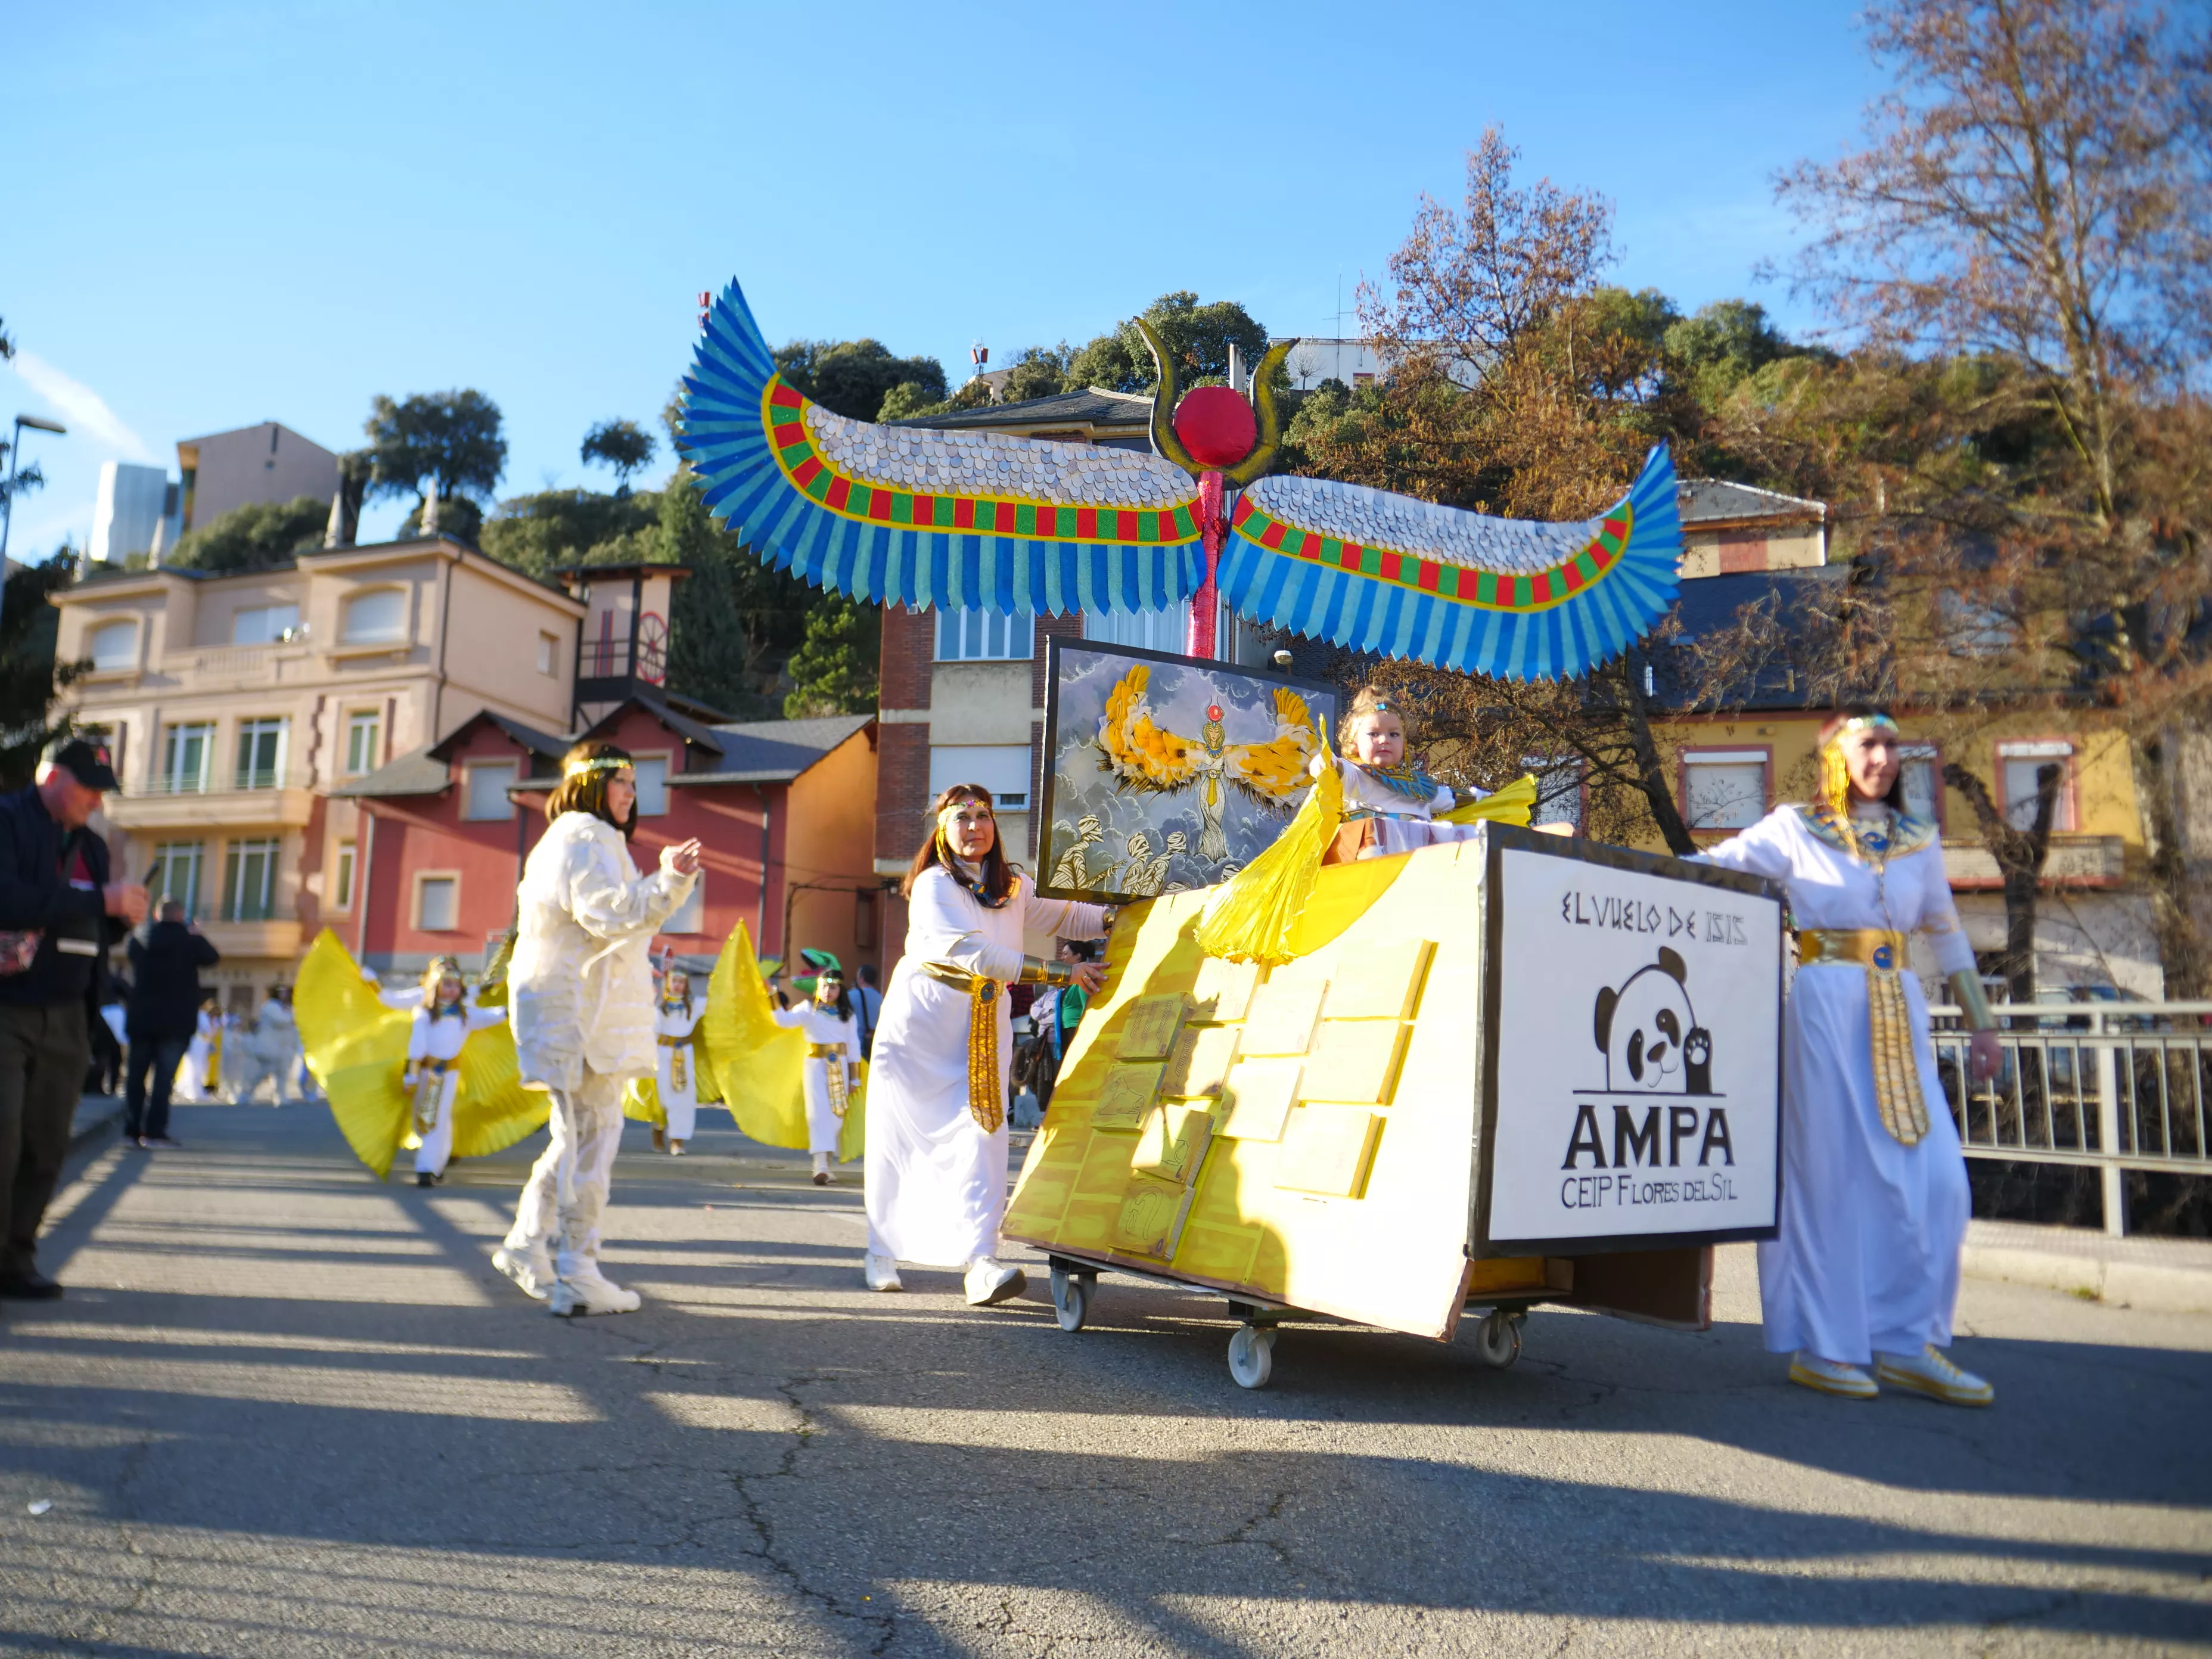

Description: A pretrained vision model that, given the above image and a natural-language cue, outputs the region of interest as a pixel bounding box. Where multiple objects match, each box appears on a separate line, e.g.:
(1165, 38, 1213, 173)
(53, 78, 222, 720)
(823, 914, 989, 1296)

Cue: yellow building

(51, 534, 584, 1008)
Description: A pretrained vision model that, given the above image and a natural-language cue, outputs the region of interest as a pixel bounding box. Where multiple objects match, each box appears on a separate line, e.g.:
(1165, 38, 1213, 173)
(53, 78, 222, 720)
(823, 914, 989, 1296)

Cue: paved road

(2, 1103, 2207, 1657)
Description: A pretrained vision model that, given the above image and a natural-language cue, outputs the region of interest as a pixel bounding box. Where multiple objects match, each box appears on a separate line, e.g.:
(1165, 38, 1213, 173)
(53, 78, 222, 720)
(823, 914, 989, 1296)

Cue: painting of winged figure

(1039, 640, 1336, 905)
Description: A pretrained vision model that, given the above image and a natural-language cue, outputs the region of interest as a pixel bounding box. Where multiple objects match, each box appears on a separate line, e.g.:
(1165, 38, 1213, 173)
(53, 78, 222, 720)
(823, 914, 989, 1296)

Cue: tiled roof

(1659, 566, 1853, 710)
(328, 747, 451, 798)
(1679, 479, 1825, 525)
(427, 711, 570, 765)
(673, 714, 875, 785)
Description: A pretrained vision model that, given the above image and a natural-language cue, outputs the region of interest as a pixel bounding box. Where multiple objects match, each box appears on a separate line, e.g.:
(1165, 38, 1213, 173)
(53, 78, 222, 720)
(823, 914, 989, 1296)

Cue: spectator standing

(125, 902, 220, 1145)
(88, 978, 126, 1096)
(0, 739, 146, 1300)
(852, 962, 884, 1058)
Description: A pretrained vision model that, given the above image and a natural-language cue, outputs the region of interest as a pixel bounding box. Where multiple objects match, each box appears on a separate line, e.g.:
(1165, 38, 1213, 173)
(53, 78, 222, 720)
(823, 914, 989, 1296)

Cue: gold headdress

(564, 755, 629, 779)
(1818, 712, 1902, 858)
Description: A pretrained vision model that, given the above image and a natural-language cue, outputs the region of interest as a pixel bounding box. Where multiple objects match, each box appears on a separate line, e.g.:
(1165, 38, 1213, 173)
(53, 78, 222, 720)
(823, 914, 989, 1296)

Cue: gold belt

(919, 961, 1004, 1133)
(805, 1041, 845, 1058)
(1795, 930, 1929, 1145)
(656, 1034, 690, 1045)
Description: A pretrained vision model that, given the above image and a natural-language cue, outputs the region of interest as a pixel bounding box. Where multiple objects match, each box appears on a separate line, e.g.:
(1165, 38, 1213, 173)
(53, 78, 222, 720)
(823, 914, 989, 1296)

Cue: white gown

(772, 1001, 860, 1156)
(654, 999, 703, 1143)
(1701, 804, 1976, 1364)
(404, 999, 508, 1176)
(1341, 763, 1489, 858)
(865, 865, 1108, 1266)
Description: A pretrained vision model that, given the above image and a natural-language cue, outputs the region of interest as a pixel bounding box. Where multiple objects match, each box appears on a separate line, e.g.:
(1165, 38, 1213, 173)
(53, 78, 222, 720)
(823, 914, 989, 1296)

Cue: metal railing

(1929, 1001, 2212, 1236)
(144, 768, 308, 796)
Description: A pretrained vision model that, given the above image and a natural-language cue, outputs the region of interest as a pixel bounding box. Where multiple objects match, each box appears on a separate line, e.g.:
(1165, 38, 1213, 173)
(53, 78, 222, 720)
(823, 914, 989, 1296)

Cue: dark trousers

(0, 1001, 91, 1283)
(125, 1036, 189, 1140)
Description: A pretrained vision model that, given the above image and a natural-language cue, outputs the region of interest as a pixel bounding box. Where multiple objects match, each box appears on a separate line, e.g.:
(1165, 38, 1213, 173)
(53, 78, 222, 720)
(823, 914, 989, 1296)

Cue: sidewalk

(69, 1092, 126, 1152)
(1964, 1218, 2212, 1315)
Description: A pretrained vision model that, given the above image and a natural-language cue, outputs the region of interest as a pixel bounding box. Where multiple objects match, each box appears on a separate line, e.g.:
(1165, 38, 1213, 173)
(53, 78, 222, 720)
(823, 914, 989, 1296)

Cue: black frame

(1036, 635, 1338, 905)
(1473, 821, 1787, 1258)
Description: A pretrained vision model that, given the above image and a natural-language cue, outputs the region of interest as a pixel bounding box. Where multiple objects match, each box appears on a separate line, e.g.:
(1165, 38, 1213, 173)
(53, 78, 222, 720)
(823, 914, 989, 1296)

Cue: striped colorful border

(1229, 495, 1631, 614)
(763, 379, 1201, 546)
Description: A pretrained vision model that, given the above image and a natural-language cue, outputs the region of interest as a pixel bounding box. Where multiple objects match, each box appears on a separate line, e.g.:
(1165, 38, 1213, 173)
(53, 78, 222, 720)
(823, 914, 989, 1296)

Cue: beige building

(52, 535, 583, 1006)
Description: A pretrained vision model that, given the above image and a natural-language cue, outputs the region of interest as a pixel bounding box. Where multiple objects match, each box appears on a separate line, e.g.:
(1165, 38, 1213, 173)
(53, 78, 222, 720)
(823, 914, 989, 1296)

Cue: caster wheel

(1051, 1267, 1090, 1333)
(1474, 1309, 1523, 1369)
(1228, 1324, 1275, 1389)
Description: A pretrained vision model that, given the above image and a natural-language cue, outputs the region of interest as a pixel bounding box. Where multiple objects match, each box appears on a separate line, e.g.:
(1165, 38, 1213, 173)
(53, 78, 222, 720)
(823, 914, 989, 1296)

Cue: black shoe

(812, 1171, 830, 1186)
(0, 1272, 63, 1300)
(417, 1171, 435, 1187)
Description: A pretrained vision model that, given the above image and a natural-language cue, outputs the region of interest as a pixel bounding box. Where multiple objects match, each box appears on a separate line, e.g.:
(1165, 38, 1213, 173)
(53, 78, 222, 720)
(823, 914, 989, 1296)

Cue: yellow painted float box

(1004, 822, 1786, 1388)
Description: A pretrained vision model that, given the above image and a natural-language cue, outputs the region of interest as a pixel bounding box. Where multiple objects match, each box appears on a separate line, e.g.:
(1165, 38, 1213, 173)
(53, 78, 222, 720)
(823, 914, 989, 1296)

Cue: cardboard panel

(1300, 1020, 1411, 1105)
(1323, 939, 1435, 1022)
(1241, 978, 1328, 1056)
(1002, 1122, 1085, 1236)
(1134, 1103, 1215, 1183)
(1114, 1174, 1197, 1258)
(1217, 1058, 1302, 1142)
(1569, 1246, 1712, 1329)
(1274, 1104, 1382, 1198)
(1191, 955, 1264, 1023)
(1092, 1061, 1164, 1130)
(1160, 1024, 1240, 1099)
(1116, 993, 1189, 1061)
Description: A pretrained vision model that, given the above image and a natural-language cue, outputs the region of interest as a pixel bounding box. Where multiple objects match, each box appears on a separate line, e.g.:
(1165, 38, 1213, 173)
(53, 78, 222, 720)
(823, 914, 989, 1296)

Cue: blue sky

(1, 2, 1887, 555)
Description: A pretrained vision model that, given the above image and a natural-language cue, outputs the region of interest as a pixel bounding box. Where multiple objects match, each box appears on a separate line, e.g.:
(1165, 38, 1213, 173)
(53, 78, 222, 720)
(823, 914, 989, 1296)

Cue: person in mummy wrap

(771, 951, 862, 1185)
(363, 957, 508, 1186)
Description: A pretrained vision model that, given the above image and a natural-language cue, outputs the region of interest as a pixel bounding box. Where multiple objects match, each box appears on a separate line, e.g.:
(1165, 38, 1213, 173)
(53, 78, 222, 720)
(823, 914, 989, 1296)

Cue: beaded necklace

(1353, 759, 1441, 802)
(945, 854, 1012, 910)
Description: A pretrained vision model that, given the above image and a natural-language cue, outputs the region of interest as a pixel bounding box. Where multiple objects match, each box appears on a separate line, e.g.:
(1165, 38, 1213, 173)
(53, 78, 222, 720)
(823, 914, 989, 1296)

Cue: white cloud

(7, 352, 156, 465)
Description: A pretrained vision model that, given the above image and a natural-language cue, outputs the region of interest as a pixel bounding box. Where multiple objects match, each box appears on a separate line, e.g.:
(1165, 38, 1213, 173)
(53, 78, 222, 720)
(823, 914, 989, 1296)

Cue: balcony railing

(145, 768, 309, 796)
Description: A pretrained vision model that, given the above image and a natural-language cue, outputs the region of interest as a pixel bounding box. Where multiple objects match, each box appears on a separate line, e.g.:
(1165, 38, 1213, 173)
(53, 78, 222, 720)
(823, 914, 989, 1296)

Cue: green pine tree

(782, 598, 880, 718)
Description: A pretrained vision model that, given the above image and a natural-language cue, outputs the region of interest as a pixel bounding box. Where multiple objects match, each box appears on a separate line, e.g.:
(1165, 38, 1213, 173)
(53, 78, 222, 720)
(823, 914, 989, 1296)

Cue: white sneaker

(669, 1141, 686, 1157)
(964, 1257, 1027, 1307)
(548, 1259, 641, 1317)
(492, 1244, 554, 1301)
(863, 1253, 903, 1293)
(1788, 1352, 1878, 1399)
(1877, 1345, 1994, 1406)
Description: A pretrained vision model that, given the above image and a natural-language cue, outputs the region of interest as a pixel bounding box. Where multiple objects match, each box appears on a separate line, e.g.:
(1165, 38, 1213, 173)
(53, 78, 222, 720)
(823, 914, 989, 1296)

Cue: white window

(663, 876, 705, 936)
(415, 874, 459, 932)
(935, 608, 1035, 661)
(341, 588, 407, 644)
(331, 840, 356, 911)
(344, 712, 382, 777)
(1999, 741, 2074, 832)
(537, 632, 558, 675)
(1524, 756, 1583, 831)
(162, 722, 215, 794)
(464, 760, 517, 821)
(1681, 750, 1767, 831)
(222, 837, 281, 922)
(632, 756, 669, 816)
(929, 744, 1034, 812)
(232, 603, 300, 645)
(89, 619, 138, 670)
(234, 717, 287, 790)
(1899, 743, 1943, 827)
(150, 841, 204, 912)
(1083, 602, 1191, 655)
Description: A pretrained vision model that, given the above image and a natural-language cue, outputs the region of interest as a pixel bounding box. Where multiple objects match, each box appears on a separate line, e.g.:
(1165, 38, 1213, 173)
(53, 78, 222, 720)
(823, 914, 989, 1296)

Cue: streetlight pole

(0, 413, 69, 636)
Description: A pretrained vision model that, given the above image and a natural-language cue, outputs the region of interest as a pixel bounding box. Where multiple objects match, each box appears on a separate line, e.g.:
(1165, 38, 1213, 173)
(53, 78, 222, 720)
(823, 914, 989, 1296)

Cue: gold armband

(1948, 970, 1999, 1032)
(1017, 956, 1075, 988)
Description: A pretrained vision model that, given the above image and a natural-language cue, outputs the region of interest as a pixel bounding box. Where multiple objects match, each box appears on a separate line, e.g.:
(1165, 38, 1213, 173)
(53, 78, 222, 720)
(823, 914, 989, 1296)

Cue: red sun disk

(1207, 704, 1224, 720)
(1172, 386, 1258, 468)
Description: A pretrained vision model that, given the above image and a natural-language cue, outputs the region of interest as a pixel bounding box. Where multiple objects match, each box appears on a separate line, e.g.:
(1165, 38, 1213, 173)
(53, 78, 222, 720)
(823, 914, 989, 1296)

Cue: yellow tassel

(1437, 772, 1538, 827)
(1197, 737, 1344, 966)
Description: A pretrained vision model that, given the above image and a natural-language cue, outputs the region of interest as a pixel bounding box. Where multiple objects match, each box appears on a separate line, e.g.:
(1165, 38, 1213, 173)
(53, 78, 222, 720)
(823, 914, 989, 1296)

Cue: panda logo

(1593, 946, 1715, 1095)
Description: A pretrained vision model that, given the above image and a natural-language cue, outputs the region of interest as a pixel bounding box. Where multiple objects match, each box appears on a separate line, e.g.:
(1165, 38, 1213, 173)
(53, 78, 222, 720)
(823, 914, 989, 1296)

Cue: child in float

(1698, 709, 2003, 1406)
(364, 956, 508, 1186)
(650, 964, 704, 1157)
(1313, 688, 1495, 860)
(771, 950, 863, 1185)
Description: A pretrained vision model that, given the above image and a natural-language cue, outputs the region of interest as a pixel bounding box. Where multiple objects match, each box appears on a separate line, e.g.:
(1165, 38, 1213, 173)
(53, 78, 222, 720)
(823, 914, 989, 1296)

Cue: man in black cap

(0, 738, 146, 1299)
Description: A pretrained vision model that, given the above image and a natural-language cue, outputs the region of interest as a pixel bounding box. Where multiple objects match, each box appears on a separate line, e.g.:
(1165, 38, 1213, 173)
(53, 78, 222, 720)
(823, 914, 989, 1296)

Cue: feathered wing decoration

(1195, 731, 1346, 966)
(701, 921, 810, 1151)
(297, 930, 411, 1180)
(1220, 446, 1683, 681)
(681, 281, 1204, 617)
(1439, 773, 1538, 827)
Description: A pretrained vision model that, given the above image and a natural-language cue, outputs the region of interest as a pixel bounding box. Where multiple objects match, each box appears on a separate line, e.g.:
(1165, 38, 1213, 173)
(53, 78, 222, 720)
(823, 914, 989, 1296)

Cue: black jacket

(0, 784, 118, 1010)
(127, 921, 221, 1042)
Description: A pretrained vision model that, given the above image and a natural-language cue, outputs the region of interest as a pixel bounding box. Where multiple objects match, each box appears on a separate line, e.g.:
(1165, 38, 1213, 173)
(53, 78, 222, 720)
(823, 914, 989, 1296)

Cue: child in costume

(650, 965, 704, 1156)
(1316, 687, 1501, 861)
(771, 950, 863, 1185)
(1698, 709, 2003, 1406)
(177, 998, 221, 1103)
(366, 957, 508, 1186)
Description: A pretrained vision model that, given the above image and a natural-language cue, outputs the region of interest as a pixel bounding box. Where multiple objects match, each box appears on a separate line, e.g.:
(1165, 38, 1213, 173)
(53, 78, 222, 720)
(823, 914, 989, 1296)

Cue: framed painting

(1037, 638, 1338, 905)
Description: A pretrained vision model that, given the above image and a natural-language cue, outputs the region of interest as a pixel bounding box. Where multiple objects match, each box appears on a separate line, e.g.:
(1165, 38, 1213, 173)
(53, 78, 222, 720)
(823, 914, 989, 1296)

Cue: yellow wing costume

(295, 930, 549, 1180)
(623, 996, 726, 1127)
(1097, 664, 1319, 862)
(700, 922, 866, 1163)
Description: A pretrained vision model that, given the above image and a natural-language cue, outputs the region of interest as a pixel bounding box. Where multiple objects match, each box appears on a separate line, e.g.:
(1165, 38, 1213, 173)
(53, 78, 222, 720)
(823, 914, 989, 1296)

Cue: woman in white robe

(1701, 710, 2003, 1405)
(772, 957, 862, 1184)
(865, 785, 1109, 1304)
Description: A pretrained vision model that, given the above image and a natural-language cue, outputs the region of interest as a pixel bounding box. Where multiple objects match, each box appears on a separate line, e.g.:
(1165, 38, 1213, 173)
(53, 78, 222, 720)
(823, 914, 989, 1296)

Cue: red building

(333, 693, 883, 980)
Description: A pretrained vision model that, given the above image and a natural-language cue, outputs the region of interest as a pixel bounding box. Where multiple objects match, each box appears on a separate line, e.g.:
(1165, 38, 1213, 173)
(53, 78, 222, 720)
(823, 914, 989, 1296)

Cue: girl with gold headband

(863, 784, 1110, 1303)
(1698, 709, 2003, 1405)
(493, 740, 701, 1316)
(362, 956, 507, 1186)
(771, 950, 862, 1185)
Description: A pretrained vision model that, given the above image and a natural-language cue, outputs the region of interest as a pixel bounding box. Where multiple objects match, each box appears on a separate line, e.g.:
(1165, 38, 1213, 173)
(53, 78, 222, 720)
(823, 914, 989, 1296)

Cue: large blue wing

(1219, 446, 1683, 681)
(678, 281, 1204, 616)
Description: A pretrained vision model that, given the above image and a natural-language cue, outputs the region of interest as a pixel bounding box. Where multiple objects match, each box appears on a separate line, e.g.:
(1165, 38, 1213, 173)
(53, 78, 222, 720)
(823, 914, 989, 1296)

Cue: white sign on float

(1486, 844, 1784, 1250)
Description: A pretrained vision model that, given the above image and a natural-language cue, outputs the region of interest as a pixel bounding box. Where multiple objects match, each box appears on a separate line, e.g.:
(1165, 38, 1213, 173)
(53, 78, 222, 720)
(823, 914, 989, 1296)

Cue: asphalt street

(1, 1102, 2207, 1657)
